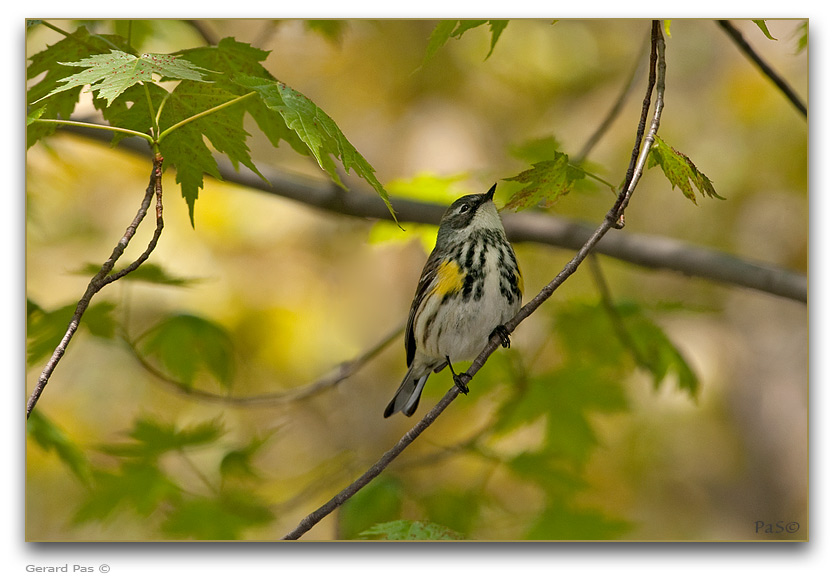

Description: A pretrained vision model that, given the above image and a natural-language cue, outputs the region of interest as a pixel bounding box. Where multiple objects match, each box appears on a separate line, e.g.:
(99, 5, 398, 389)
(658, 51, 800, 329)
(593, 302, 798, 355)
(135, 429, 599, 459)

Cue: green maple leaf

(180, 39, 394, 221)
(484, 21, 510, 58)
(526, 499, 630, 540)
(27, 300, 117, 365)
(73, 462, 182, 523)
(305, 20, 348, 45)
(96, 81, 222, 225)
(234, 74, 396, 222)
(424, 20, 458, 64)
(554, 301, 699, 397)
(99, 416, 225, 458)
(161, 490, 274, 540)
(502, 152, 586, 212)
(424, 20, 509, 64)
(40, 49, 214, 106)
(97, 66, 270, 226)
(159, 82, 267, 225)
(359, 520, 464, 541)
(26, 105, 46, 126)
(493, 366, 628, 465)
(27, 411, 92, 484)
(647, 136, 724, 204)
(179, 38, 308, 155)
(29, 34, 394, 225)
(753, 19, 777, 40)
(26, 27, 131, 147)
(98, 82, 166, 141)
(98, 82, 219, 225)
(138, 314, 235, 389)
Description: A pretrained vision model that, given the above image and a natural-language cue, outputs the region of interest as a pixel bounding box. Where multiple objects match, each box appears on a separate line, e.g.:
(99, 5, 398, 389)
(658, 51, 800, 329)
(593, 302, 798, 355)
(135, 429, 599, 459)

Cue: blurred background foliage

(25, 19, 807, 541)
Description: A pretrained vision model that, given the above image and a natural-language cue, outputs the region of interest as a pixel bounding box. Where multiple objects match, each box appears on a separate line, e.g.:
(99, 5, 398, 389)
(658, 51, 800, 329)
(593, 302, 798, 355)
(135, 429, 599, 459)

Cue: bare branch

(610, 21, 663, 227)
(55, 122, 806, 303)
(26, 153, 165, 419)
(281, 21, 668, 541)
(123, 325, 402, 406)
(717, 20, 807, 118)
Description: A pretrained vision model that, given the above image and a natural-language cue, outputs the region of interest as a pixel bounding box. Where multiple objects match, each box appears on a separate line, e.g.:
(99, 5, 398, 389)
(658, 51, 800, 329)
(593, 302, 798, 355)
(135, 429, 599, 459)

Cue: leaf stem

(144, 83, 160, 138)
(581, 167, 617, 193)
(33, 89, 256, 150)
(157, 91, 257, 143)
(32, 118, 154, 143)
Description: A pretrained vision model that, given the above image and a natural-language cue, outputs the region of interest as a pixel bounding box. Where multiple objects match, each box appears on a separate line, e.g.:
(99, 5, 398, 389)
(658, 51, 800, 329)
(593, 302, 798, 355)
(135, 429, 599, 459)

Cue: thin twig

(281, 20, 668, 541)
(26, 153, 165, 419)
(178, 449, 219, 495)
(610, 21, 662, 228)
(124, 325, 402, 406)
(716, 20, 807, 118)
(575, 37, 649, 163)
(588, 254, 651, 369)
(103, 159, 165, 285)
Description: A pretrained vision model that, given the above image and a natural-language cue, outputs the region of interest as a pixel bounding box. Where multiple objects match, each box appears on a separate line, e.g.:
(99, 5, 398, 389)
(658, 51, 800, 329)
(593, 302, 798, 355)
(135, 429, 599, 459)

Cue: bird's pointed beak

(484, 183, 497, 201)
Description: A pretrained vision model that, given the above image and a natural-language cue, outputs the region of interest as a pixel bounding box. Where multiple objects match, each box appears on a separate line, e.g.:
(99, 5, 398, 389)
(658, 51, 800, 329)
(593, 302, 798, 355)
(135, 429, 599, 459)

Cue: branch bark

(717, 20, 807, 118)
(56, 123, 806, 303)
(281, 21, 668, 541)
(26, 153, 165, 419)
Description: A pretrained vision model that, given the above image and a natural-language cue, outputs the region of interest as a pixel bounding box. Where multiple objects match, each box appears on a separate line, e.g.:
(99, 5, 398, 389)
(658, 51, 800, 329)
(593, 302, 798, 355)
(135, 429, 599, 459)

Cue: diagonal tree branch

(26, 153, 165, 419)
(716, 19, 807, 118)
(281, 21, 667, 541)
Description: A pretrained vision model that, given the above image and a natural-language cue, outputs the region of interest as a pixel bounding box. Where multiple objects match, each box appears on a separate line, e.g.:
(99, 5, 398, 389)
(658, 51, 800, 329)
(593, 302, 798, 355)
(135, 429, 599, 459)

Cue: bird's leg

(445, 356, 470, 395)
(490, 324, 512, 348)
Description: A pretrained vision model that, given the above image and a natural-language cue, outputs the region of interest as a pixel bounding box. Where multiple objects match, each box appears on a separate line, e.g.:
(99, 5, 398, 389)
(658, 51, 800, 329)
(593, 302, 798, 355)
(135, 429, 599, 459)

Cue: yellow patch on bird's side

(433, 259, 465, 297)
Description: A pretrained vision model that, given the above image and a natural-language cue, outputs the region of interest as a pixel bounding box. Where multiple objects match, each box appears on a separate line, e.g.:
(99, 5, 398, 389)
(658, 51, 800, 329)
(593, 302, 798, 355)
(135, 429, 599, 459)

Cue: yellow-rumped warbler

(384, 184, 523, 418)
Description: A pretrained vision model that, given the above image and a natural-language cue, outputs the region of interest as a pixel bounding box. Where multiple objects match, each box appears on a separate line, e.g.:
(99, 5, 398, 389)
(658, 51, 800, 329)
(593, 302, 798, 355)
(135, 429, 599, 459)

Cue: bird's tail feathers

(384, 367, 430, 418)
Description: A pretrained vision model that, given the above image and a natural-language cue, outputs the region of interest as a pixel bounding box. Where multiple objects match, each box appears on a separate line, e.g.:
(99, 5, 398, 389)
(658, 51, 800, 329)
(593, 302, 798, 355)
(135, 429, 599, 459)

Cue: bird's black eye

(458, 203, 470, 214)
